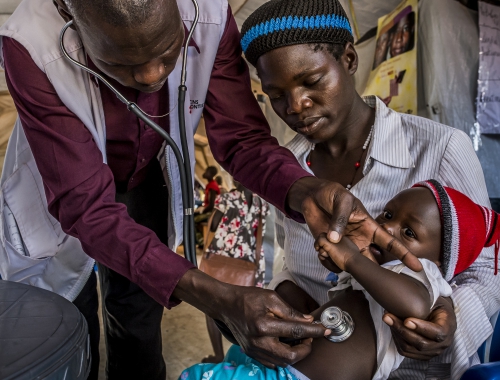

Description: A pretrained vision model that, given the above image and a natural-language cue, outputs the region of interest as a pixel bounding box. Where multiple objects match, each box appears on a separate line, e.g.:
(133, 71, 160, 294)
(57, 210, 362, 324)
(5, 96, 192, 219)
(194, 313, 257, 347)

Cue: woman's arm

(316, 234, 432, 320)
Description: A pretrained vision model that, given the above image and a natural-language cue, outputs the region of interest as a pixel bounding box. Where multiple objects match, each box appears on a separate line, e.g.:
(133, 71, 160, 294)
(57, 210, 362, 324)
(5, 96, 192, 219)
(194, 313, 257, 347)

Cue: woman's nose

(286, 92, 312, 115)
(133, 60, 167, 87)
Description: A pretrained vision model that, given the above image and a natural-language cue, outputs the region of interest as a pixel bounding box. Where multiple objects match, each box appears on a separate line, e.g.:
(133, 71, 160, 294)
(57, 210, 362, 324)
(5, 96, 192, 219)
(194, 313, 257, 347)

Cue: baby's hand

(314, 233, 360, 272)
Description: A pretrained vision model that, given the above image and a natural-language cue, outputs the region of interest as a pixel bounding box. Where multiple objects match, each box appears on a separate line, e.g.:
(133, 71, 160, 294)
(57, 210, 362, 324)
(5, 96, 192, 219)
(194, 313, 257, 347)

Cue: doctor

(0, 0, 419, 379)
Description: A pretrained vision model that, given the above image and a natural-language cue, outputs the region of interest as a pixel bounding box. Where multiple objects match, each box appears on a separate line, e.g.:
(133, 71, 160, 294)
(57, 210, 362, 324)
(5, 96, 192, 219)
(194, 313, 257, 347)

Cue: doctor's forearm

(172, 269, 232, 319)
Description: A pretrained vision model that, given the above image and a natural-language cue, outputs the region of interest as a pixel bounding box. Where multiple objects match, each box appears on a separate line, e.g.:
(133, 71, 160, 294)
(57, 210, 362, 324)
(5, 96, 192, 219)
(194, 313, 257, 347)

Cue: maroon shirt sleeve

(203, 10, 312, 222)
(2, 37, 194, 308)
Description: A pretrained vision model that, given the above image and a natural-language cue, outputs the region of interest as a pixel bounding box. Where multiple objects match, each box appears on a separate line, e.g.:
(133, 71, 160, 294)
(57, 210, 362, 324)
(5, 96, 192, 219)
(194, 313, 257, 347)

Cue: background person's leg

(202, 316, 225, 363)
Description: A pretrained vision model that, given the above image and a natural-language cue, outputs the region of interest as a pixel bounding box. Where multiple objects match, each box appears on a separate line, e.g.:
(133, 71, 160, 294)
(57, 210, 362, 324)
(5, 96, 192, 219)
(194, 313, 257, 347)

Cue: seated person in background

(179, 180, 500, 380)
(195, 166, 221, 245)
(216, 176, 228, 195)
(197, 166, 221, 216)
(201, 182, 270, 363)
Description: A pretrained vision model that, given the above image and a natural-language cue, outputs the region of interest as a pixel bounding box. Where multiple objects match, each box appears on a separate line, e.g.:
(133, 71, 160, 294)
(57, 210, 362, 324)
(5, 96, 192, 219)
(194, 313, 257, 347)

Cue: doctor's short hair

(64, 0, 163, 27)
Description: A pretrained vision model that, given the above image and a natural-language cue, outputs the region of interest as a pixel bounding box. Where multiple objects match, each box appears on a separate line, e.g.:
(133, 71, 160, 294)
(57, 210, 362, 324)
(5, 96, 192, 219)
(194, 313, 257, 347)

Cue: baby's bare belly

(293, 288, 377, 380)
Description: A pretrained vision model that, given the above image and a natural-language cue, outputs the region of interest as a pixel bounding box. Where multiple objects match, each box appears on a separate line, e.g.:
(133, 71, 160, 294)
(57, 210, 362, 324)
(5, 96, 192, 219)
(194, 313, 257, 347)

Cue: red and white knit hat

(413, 179, 500, 281)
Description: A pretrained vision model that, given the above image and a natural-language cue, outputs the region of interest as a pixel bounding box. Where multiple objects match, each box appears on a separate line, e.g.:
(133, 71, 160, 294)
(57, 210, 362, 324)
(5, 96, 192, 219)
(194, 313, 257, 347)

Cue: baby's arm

(316, 234, 432, 320)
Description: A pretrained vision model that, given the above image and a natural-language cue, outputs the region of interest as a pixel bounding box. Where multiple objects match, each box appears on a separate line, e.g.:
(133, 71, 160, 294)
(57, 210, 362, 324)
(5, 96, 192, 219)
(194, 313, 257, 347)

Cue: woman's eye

(383, 211, 392, 219)
(403, 228, 416, 238)
(304, 77, 322, 87)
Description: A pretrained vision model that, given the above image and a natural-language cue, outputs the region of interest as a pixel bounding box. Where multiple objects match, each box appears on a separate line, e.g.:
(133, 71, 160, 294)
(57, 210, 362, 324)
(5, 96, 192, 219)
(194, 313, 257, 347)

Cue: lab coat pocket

(2, 162, 61, 260)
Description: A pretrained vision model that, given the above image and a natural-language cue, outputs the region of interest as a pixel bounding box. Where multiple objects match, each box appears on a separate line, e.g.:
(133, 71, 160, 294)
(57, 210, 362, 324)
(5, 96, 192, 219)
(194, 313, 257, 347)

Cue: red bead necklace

(307, 126, 374, 190)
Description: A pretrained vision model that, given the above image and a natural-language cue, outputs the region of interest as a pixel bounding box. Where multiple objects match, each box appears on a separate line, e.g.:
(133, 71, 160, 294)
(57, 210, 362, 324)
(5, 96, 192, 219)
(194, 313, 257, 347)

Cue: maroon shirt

(3, 10, 311, 307)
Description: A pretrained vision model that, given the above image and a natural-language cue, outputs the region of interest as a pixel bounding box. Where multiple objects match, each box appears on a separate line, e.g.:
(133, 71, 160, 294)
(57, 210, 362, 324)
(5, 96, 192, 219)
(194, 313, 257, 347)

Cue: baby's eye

(403, 228, 416, 238)
(383, 211, 392, 219)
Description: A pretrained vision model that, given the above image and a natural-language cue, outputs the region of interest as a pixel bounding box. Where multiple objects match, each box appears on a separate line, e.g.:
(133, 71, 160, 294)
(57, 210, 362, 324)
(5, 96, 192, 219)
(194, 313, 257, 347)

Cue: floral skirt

(178, 345, 307, 380)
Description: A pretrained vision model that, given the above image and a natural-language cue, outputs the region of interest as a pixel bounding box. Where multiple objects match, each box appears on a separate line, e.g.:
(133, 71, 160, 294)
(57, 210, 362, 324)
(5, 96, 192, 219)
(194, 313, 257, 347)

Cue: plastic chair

(461, 311, 500, 380)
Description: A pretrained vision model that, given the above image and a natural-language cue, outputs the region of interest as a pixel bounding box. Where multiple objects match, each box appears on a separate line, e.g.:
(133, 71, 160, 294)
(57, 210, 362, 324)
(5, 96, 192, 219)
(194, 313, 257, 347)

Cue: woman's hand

(287, 177, 422, 272)
(383, 297, 456, 360)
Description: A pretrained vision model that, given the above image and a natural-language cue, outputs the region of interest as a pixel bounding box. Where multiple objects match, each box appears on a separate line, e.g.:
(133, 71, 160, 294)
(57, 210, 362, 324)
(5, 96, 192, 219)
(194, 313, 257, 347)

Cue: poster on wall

(476, 1, 500, 134)
(363, 0, 418, 114)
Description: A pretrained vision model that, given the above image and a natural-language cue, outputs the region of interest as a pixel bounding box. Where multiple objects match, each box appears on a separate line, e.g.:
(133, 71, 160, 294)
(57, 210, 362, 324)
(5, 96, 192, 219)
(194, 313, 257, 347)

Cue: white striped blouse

(271, 96, 499, 379)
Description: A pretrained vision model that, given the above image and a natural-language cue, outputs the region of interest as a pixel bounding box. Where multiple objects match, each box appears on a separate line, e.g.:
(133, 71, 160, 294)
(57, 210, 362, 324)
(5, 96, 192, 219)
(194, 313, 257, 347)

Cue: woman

(240, 0, 497, 378)
(201, 182, 269, 363)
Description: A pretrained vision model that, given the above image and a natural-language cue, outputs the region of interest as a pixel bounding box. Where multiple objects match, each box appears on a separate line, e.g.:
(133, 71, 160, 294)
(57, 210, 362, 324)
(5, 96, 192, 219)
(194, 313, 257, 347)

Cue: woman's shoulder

(395, 113, 475, 158)
(399, 112, 460, 141)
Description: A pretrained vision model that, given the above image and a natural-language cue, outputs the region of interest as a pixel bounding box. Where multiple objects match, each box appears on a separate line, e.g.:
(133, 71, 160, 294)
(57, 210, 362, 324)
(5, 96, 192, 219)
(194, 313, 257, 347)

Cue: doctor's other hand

(383, 296, 456, 360)
(287, 177, 422, 272)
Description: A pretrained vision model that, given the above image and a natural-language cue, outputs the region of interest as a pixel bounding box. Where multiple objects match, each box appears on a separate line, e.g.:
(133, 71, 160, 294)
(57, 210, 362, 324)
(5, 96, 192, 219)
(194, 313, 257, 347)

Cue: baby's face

(371, 187, 442, 267)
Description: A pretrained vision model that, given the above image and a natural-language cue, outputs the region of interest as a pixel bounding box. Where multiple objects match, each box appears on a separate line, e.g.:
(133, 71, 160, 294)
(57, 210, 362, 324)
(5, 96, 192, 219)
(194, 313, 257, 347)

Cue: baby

(179, 180, 499, 380)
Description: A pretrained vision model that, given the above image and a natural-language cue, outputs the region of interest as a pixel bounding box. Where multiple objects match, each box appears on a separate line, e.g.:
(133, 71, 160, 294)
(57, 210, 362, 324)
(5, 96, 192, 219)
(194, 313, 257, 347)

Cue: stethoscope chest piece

(319, 306, 355, 343)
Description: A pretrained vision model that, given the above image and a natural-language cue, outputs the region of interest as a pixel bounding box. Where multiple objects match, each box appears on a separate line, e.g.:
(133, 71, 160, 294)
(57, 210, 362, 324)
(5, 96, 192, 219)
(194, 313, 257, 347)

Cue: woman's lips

(295, 117, 324, 135)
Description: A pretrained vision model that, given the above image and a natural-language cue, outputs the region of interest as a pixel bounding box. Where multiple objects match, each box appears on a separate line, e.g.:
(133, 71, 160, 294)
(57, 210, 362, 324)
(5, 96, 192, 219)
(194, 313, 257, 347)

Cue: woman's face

(256, 44, 357, 144)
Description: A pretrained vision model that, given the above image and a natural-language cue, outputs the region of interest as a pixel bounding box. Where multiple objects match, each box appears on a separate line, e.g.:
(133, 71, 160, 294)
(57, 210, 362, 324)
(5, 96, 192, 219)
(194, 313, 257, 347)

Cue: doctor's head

(241, 0, 360, 144)
(54, 0, 184, 93)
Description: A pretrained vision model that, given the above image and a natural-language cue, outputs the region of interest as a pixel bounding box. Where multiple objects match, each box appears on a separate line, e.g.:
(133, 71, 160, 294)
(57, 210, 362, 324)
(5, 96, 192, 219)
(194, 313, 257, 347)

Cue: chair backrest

(478, 311, 500, 363)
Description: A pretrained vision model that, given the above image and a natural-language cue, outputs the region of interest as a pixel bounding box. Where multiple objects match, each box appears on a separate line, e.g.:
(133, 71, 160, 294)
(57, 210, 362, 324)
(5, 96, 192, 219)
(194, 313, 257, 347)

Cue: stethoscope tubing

(59, 2, 199, 266)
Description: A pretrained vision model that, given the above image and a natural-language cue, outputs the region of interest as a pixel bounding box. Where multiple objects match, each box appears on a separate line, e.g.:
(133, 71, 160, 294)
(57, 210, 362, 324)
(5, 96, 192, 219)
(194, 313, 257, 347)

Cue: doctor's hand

(287, 177, 422, 272)
(218, 285, 329, 367)
(383, 296, 456, 360)
(174, 269, 328, 368)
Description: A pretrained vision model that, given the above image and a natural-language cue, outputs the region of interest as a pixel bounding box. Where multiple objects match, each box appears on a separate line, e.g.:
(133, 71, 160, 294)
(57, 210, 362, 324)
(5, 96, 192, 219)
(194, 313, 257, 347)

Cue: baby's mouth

(369, 243, 383, 257)
(368, 244, 384, 264)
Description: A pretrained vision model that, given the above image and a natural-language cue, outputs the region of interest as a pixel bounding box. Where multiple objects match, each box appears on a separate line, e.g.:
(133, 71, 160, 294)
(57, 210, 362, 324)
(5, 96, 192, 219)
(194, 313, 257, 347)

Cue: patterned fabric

(207, 191, 270, 287)
(269, 96, 499, 379)
(178, 345, 307, 380)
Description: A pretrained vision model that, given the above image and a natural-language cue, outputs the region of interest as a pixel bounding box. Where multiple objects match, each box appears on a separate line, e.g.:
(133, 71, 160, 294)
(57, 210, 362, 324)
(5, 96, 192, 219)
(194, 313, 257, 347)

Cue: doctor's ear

(53, 0, 75, 28)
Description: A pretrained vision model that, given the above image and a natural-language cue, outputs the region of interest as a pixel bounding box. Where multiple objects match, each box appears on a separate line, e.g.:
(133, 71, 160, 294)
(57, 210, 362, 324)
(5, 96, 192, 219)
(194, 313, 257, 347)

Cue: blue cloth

(178, 345, 300, 380)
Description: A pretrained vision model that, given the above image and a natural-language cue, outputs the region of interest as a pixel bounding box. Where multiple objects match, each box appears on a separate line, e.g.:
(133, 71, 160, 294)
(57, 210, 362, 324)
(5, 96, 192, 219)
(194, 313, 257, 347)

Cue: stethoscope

(59, 1, 200, 266)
